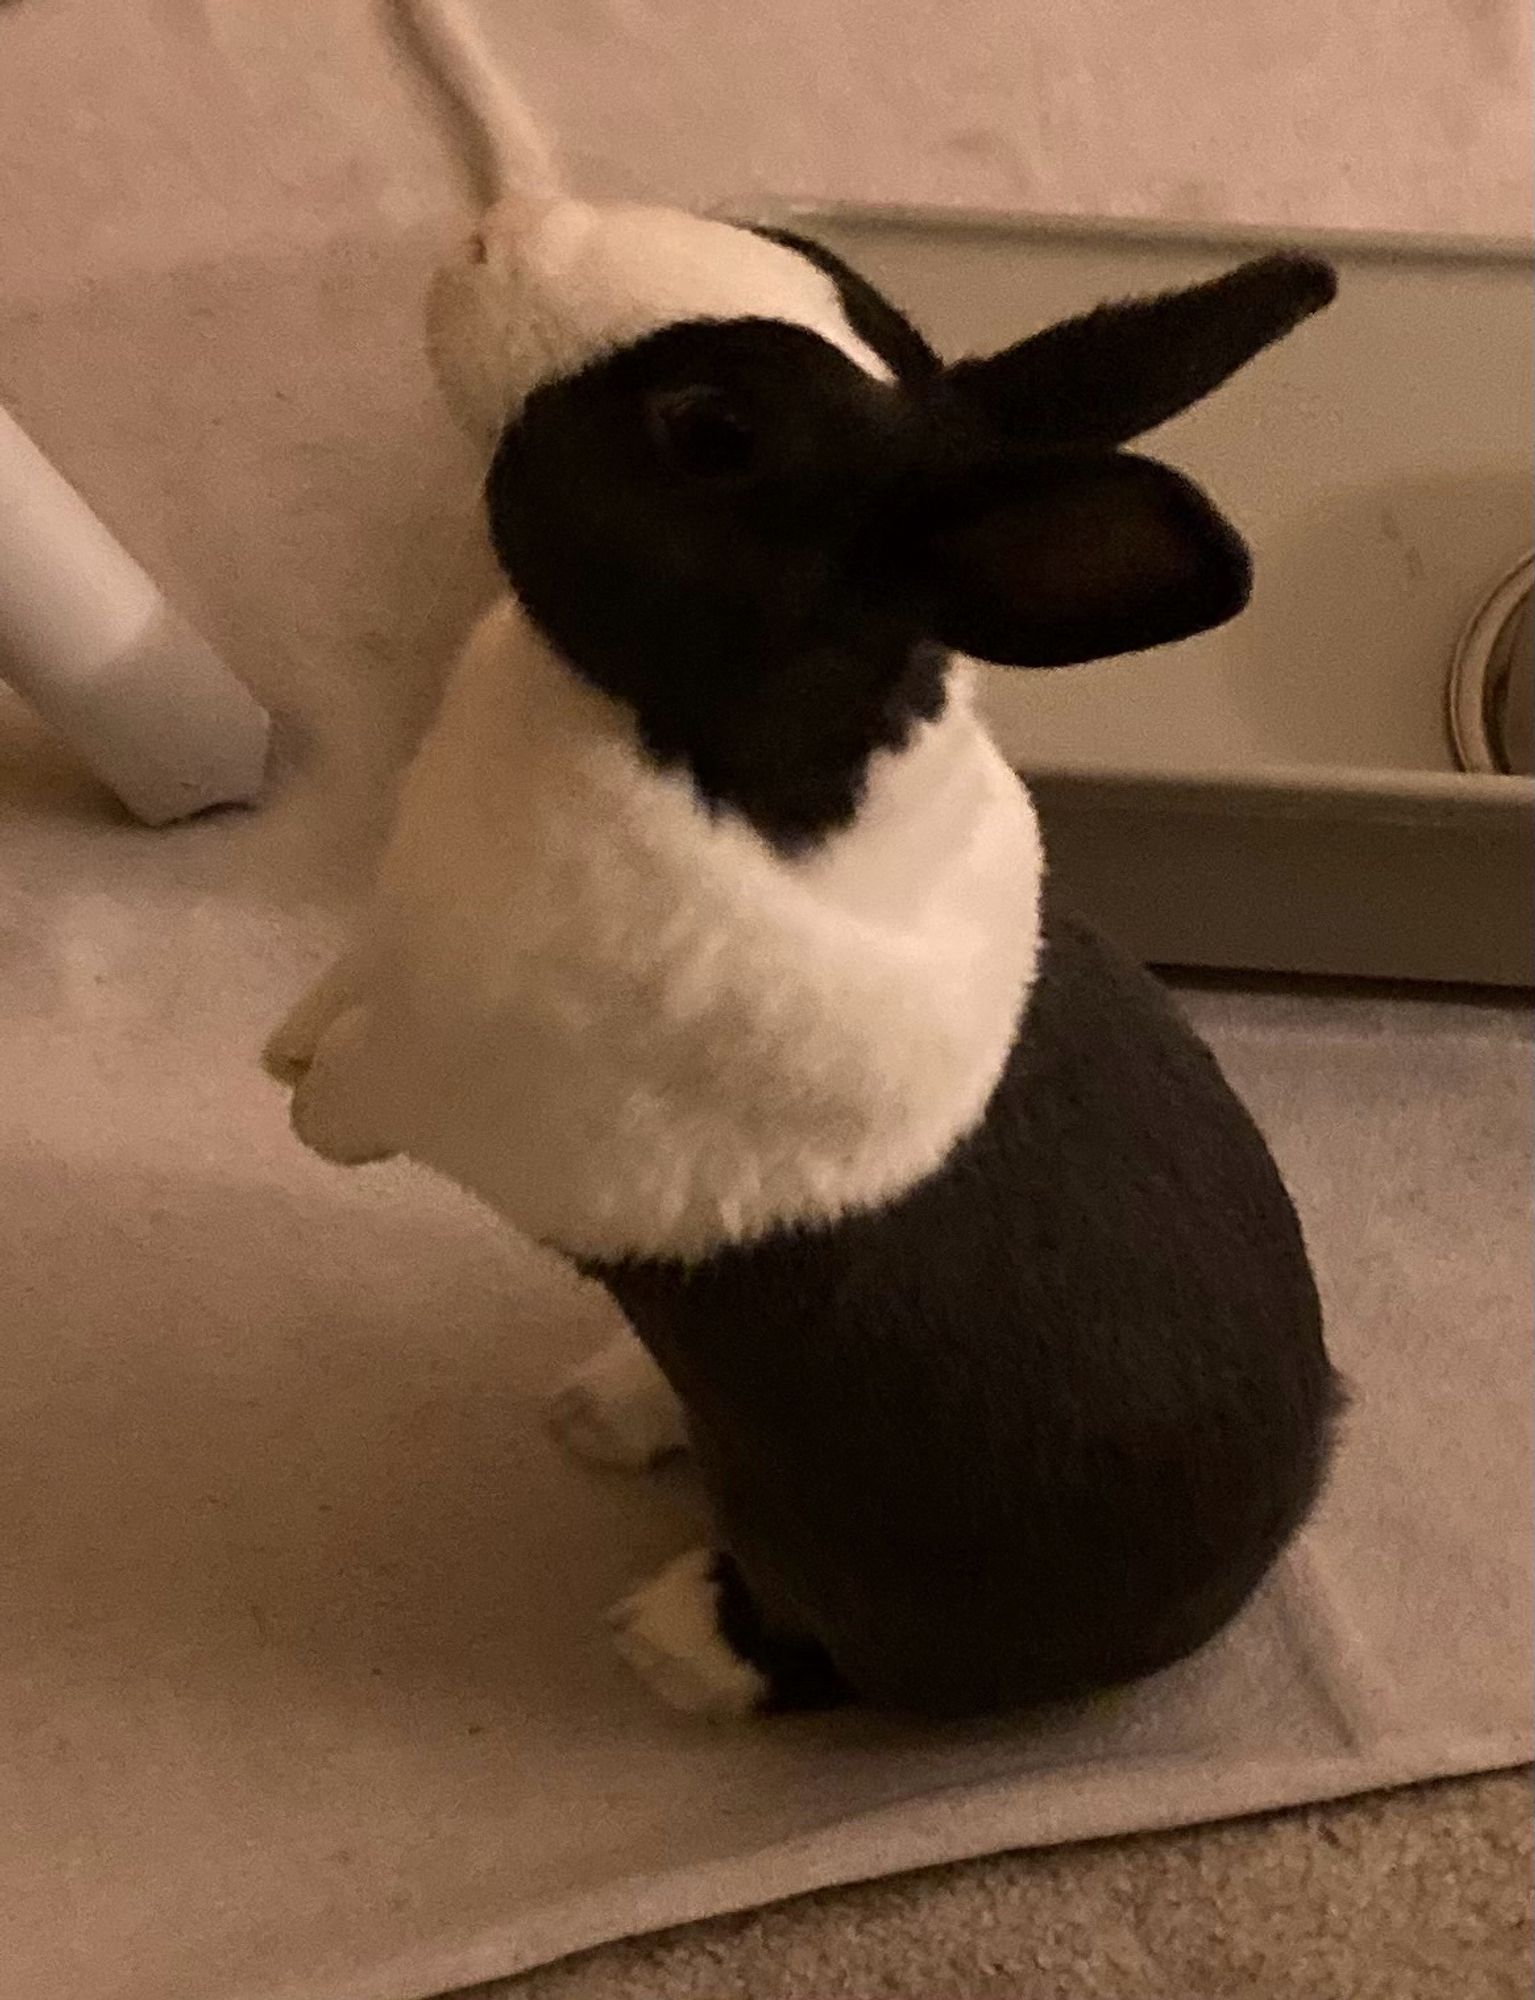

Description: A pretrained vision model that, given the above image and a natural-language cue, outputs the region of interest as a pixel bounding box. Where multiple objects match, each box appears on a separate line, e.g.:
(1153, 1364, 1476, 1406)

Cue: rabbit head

(427, 199, 1334, 849)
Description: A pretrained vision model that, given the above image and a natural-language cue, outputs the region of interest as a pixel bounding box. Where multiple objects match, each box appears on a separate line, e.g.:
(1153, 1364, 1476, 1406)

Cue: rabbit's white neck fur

(331, 598, 1043, 1261)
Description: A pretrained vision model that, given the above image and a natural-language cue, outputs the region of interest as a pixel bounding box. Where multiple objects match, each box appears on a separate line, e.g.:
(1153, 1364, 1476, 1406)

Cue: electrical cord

(393, 0, 561, 210)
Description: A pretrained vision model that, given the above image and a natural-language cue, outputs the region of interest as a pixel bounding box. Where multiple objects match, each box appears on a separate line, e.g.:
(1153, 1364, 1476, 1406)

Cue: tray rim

(760, 198, 1535, 271)
(1025, 763, 1534, 827)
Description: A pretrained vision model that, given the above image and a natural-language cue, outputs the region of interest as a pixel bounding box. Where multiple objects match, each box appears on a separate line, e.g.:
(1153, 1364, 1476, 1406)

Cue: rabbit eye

(646, 386, 757, 480)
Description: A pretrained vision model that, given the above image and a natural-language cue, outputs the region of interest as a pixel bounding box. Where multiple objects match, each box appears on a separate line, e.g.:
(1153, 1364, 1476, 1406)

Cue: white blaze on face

(426, 197, 892, 439)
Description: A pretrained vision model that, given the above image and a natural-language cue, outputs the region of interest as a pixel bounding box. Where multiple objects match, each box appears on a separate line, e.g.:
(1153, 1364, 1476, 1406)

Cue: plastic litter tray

(781, 205, 1534, 986)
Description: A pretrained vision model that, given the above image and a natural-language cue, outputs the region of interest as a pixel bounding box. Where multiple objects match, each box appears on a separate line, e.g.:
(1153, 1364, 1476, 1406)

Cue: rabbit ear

(914, 451, 1252, 668)
(946, 253, 1336, 452)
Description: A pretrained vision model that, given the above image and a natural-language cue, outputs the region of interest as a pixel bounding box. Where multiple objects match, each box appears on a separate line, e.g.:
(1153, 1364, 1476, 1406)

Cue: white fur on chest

(336, 598, 1042, 1260)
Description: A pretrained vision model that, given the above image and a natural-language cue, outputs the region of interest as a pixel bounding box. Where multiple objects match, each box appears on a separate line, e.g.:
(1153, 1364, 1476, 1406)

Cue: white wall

(1, 0, 1528, 315)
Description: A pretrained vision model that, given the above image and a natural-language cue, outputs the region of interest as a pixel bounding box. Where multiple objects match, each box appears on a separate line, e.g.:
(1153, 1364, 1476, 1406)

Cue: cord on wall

(395, 0, 564, 211)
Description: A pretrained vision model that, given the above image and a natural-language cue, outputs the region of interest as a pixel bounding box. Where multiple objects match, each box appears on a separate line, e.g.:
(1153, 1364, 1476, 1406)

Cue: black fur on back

(585, 893, 1343, 1719)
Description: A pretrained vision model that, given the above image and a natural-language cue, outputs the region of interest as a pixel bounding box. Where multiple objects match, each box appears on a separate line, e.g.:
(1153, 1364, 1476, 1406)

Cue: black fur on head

(486, 232, 1335, 851)
(489, 317, 948, 851)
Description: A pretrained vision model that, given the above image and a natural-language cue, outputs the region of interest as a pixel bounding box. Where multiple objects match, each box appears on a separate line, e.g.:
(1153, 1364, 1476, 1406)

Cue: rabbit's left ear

(913, 451, 1252, 669)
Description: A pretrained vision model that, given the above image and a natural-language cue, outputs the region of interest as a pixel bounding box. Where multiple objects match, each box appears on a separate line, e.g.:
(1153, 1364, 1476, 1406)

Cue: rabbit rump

(271, 191, 1341, 1718)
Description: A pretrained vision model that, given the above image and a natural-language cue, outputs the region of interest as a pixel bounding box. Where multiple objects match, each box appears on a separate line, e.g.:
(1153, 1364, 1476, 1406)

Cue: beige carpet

(2, 8, 1530, 2000)
(489, 1772, 1533, 2000)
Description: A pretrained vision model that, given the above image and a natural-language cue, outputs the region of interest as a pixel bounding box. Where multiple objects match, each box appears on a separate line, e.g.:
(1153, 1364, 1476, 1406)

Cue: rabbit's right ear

(903, 252, 1335, 666)
(910, 450, 1252, 669)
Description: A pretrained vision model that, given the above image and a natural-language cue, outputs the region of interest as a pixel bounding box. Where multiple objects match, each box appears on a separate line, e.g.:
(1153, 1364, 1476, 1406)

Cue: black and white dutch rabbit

(266, 188, 1343, 1721)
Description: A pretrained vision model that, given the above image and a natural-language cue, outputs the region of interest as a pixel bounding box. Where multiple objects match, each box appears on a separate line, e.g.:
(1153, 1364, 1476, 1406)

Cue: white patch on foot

(547, 1334, 688, 1470)
(608, 1548, 767, 1719)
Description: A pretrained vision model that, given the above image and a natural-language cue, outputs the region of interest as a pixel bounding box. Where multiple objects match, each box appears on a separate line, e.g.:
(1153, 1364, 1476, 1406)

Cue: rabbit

(266, 191, 1342, 1720)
